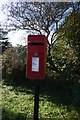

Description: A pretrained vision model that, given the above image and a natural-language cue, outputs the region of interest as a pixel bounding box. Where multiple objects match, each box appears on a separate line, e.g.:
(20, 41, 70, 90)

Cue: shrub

(2, 45, 26, 82)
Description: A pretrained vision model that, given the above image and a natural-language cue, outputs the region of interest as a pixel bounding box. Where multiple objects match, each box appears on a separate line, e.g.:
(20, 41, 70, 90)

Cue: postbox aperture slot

(28, 42, 44, 46)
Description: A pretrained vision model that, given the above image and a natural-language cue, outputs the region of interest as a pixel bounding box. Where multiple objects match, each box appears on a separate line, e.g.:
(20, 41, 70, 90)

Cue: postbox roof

(28, 35, 47, 44)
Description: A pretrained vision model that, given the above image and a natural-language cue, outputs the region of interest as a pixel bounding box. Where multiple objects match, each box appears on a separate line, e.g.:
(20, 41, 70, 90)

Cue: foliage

(57, 7, 80, 81)
(0, 24, 12, 52)
(61, 11, 80, 58)
(54, 7, 80, 101)
(47, 38, 77, 76)
(0, 25, 8, 40)
(52, 40, 77, 70)
(2, 45, 26, 81)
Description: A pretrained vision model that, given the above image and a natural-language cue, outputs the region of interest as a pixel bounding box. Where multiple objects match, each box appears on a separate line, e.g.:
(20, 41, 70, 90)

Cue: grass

(2, 78, 80, 120)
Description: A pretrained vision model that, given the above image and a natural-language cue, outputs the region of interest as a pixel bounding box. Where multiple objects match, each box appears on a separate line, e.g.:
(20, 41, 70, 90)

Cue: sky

(0, 0, 29, 46)
(0, 0, 38, 46)
(7, 30, 28, 46)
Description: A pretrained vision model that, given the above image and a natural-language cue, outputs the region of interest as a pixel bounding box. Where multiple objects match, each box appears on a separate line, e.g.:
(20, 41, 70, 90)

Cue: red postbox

(26, 35, 47, 80)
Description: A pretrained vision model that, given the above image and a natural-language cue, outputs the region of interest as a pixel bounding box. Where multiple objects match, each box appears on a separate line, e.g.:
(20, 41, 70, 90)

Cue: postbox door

(26, 52, 46, 79)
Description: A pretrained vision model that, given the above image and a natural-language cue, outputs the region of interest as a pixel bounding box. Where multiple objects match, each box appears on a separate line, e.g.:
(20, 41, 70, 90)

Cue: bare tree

(4, 2, 70, 55)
